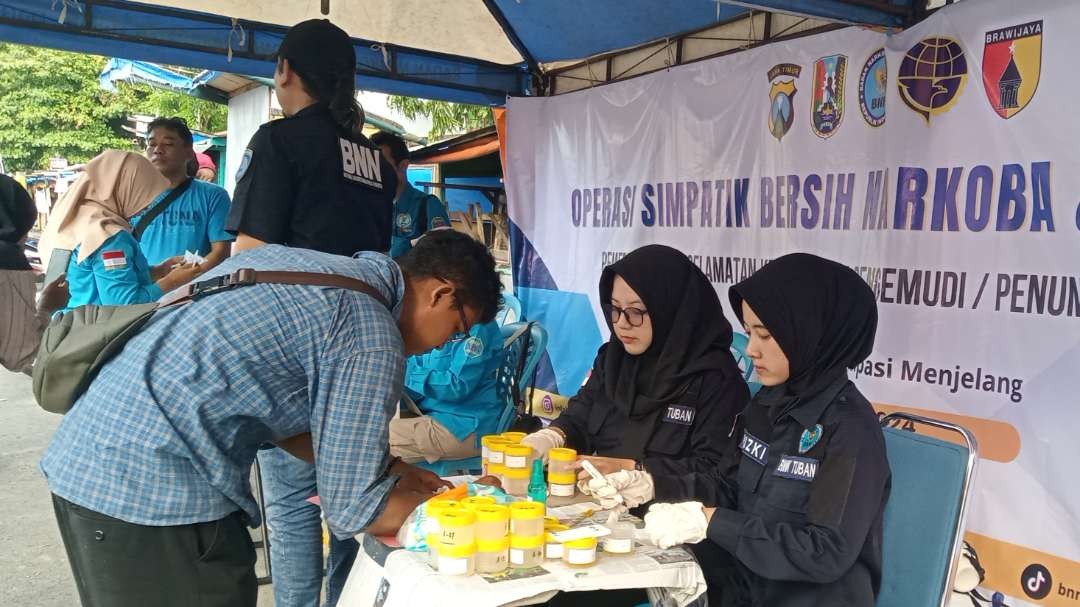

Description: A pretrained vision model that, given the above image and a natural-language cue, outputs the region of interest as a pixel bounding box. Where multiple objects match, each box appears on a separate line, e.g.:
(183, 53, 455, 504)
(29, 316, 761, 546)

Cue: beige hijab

(40, 150, 169, 265)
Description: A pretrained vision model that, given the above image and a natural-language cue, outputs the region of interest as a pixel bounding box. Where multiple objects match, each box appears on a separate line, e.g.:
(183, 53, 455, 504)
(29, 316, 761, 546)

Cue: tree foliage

(387, 96, 493, 139)
(0, 43, 227, 172)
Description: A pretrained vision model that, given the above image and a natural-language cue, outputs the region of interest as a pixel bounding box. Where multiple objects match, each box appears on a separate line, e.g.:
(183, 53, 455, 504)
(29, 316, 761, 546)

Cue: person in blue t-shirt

(371, 131, 451, 258)
(133, 117, 233, 270)
(39, 151, 203, 312)
(390, 319, 506, 462)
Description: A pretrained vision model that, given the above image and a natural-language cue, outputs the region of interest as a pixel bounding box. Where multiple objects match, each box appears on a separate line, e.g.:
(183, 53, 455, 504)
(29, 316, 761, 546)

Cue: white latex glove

(577, 470, 655, 510)
(644, 502, 708, 549)
(520, 428, 564, 463)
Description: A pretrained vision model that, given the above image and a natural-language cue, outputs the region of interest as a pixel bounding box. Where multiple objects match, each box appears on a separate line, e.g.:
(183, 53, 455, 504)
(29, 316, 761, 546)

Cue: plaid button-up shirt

(42, 245, 404, 537)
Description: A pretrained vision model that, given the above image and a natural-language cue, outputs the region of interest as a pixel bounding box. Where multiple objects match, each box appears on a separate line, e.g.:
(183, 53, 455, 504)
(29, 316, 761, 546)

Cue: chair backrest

(496, 291, 523, 326)
(492, 322, 548, 433)
(729, 333, 762, 396)
(876, 413, 978, 607)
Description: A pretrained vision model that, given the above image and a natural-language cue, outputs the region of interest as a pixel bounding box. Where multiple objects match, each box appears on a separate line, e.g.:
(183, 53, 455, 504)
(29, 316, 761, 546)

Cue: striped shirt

(41, 245, 405, 537)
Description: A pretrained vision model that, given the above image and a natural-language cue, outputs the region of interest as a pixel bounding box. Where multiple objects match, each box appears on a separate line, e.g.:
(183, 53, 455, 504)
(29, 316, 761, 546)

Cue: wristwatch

(634, 460, 645, 472)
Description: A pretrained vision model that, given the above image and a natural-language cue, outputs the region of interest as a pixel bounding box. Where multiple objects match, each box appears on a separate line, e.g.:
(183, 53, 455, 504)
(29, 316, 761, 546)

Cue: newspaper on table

(337, 502, 707, 607)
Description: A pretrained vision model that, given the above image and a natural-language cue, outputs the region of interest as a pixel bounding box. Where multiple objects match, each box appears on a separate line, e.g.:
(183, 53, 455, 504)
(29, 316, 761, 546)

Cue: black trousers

(52, 494, 257, 607)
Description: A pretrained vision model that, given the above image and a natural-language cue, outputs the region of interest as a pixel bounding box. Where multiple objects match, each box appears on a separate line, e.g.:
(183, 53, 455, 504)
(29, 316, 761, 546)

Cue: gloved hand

(644, 502, 708, 549)
(520, 428, 564, 463)
(577, 470, 655, 510)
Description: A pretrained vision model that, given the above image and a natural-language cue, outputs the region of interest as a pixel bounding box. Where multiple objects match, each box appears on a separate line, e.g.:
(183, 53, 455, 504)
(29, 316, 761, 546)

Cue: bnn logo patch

(339, 138, 384, 190)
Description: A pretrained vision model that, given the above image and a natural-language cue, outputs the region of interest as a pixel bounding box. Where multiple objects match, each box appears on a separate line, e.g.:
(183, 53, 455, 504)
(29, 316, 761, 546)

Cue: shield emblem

(811, 55, 847, 138)
(769, 80, 797, 141)
(982, 20, 1042, 119)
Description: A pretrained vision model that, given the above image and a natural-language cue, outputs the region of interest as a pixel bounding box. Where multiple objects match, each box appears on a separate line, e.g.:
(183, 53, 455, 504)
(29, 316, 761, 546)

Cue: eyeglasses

(603, 304, 649, 327)
(447, 297, 471, 342)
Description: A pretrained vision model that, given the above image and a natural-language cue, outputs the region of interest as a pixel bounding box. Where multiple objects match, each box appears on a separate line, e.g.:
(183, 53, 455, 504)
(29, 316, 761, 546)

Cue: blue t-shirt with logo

(65, 230, 162, 311)
(389, 184, 451, 258)
(131, 179, 234, 265)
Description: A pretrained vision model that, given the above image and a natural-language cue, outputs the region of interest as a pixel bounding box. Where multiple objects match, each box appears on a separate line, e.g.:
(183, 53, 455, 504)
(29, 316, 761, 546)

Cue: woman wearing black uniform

(643, 253, 892, 607)
(224, 19, 403, 607)
(522, 245, 750, 504)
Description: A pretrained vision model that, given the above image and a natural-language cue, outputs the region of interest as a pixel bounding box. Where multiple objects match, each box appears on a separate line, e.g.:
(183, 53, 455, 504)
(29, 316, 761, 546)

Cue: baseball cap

(274, 19, 356, 80)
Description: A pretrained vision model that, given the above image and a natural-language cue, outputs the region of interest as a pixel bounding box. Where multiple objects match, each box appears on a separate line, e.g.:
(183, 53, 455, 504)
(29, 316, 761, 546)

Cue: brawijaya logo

(982, 20, 1042, 119)
(897, 36, 968, 123)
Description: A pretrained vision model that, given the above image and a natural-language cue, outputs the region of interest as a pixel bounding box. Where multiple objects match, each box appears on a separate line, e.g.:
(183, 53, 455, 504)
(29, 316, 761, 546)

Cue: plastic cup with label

(487, 438, 512, 481)
(545, 524, 570, 559)
(502, 466, 531, 497)
(509, 501, 546, 537)
(481, 435, 504, 475)
(461, 495, 497, 512)
(602, 521, 635, 555)
(424, 499, 461, 565)
(548, 471, 577, 498)
(437, 542, 477, 576)
(563, 536, 599, 568)
(474, 504, 510, 541)
(503, 444, 533, 472)
(509, 534, 545, 568)
(476, 536, 510, 574)
(438, 508, 476, 548)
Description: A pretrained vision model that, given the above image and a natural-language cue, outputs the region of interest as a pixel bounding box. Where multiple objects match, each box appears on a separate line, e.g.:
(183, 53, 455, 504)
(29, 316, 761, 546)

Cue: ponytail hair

(288, 59, 365, 138)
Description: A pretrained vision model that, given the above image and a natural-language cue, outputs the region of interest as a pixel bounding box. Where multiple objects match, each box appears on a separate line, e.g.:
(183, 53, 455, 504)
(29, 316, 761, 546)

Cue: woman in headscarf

(522, 244, 750, 504)
(642, 252, 891, 607)
(39, 150, 202, 311)
(0, 175, 69, 373)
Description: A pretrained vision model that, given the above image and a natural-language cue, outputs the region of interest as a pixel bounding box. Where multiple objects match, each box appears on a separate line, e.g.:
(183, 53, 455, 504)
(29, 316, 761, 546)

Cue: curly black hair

(397, 230, 503, 324)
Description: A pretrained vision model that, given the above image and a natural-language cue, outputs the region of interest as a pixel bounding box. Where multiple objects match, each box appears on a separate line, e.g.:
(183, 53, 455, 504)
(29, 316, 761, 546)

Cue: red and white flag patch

(101, 250, 128, 271)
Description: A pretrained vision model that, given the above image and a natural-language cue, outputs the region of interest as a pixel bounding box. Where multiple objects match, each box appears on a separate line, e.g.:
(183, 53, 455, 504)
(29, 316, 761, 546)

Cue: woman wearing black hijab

(521, 244, 750, 504)
(0, 175, 69, 373)
(643, 253, 891, 607)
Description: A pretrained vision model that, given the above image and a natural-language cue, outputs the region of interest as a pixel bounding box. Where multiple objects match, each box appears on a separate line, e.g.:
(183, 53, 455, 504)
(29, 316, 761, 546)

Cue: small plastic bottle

(562, 537, 598, 568)
(509, 502, 545, 537)
(503, 466, 530, 497)
(602, 521, 635, 555)
(475, 537, 510, 574)
(509, 534, 544, 568)
(544, 524, 569, 559)
(437, 542, 477, 576)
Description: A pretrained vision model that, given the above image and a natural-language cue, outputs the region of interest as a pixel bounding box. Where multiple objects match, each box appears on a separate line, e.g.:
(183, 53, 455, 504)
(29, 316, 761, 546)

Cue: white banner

(507, 0, 1079, 603)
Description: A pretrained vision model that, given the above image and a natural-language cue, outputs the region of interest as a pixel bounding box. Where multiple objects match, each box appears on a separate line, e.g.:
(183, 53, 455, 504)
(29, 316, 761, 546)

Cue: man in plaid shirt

(41, 230, 502, 607)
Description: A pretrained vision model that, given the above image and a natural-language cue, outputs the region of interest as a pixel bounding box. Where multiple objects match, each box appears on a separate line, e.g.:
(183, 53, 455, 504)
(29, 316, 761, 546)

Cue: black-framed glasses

(603, 304, 649, 327)
(447, 297, 471, 342)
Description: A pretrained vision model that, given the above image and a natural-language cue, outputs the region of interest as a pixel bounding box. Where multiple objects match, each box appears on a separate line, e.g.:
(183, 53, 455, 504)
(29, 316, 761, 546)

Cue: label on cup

(439, 555, 469, 575)
(509, 548, 526, 565)
(489, 452, 505, 464)
(603, 538, 633, 554)
(567, 548, 595, 565)
(549, 482, 575, 497)
(505, 455, 527, 468)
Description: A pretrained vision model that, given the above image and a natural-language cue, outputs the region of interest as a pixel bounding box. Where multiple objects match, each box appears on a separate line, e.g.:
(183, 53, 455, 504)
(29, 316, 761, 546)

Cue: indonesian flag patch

(101, 250, 128, 271)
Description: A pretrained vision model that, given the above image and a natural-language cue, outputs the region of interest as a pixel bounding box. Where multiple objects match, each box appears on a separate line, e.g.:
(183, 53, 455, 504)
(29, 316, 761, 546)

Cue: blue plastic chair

(416, 322, 548, 477)
(729, 332, 762, 396)
(876, 413, 978, 607)
(495, 291, 523, 326)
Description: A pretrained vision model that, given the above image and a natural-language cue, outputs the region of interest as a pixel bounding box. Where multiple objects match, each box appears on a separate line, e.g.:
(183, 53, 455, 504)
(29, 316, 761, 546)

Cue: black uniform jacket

(552, 347, 749, 502)
(676, 375, 891, 607)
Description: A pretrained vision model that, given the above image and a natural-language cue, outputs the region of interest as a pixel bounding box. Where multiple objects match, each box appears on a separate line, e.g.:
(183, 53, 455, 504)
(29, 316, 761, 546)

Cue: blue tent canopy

(0, 0, 917, 104)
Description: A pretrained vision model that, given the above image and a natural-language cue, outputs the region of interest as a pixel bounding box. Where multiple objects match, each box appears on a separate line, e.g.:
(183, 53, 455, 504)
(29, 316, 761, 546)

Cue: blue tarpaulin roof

(0, 0, 917, 104)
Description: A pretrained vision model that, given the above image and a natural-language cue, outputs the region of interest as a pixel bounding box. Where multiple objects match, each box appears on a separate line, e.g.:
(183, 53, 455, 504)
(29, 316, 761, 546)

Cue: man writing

(135, 117, 233, 273)
(41, 230, 503, 607)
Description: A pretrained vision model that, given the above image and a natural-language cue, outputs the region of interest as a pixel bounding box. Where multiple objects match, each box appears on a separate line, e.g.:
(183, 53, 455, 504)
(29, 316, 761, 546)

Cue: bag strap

(159, 268, 391, 309)
(133, 178, 194, 241)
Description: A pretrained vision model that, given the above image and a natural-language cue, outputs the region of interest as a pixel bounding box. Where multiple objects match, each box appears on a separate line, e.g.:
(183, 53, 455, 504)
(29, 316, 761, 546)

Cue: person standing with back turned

(224, 18, 398, 607)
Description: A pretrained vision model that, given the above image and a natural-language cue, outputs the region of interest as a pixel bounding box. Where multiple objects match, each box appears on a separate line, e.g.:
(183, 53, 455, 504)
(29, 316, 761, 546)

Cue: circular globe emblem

(897, 36, 968, 123)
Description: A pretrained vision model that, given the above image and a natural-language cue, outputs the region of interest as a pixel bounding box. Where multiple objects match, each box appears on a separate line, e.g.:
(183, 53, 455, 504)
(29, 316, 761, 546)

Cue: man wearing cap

(371, 131, 452, 258)
(133, 116, 233, 273)
(224, 18, 398, 607)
